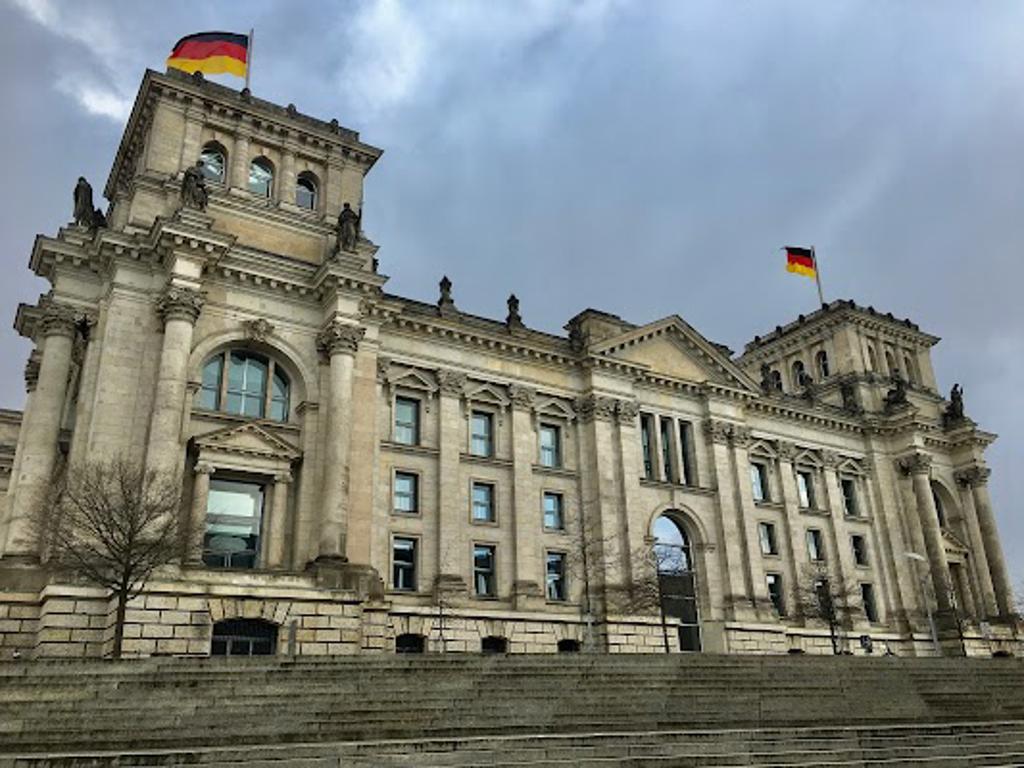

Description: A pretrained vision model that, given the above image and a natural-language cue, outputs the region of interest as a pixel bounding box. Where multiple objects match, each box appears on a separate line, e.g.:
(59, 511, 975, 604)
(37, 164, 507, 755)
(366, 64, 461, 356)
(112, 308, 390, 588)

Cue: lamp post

(906, 551, 942, 656)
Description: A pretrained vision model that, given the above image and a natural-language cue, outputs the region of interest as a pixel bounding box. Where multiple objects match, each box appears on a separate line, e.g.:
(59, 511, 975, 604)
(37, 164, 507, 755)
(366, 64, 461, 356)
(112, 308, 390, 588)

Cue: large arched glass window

(198, 350, 290, 422)
(296, 172, 318, 210)
(249, 157, 274, 198)
(652, 514, 701, 652)
(199, 142, 227, 183)
(653, 515, 692, 573)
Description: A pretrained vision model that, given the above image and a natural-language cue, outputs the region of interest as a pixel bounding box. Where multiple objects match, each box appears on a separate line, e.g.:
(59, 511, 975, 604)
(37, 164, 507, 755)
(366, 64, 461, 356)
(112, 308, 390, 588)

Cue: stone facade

(0, 68, 1019, 660)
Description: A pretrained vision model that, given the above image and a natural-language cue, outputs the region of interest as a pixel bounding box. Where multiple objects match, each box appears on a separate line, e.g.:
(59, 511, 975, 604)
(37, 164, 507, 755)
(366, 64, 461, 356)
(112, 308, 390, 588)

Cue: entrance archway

(211, 618, 278, 656)
(652, 514, 702, 652)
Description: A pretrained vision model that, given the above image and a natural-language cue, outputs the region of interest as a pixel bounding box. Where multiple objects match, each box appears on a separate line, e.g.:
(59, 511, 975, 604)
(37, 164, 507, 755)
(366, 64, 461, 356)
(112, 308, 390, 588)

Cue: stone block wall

(0, 593, 38, 660)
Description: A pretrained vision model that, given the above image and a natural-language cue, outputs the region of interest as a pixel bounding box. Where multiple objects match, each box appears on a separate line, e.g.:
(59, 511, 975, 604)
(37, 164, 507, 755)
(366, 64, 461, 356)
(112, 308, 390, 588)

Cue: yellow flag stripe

(167, 55, 247, 79)
(786, 262, 817, 278)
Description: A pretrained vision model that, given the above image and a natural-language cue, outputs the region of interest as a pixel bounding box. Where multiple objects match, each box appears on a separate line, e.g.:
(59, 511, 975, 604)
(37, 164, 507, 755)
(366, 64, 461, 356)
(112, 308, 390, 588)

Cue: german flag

(167, 32, 249, 79)
(785, 246, 817, 278)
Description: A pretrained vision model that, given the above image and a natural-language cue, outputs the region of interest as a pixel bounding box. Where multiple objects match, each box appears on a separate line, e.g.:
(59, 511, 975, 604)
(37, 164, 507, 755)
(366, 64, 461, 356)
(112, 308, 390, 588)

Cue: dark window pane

(249, 158, 273, 197)
(296, 175, 317, 210)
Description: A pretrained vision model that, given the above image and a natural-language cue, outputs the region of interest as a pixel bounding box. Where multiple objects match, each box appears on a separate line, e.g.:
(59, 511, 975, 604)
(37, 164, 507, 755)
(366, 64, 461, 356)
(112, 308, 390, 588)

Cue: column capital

(702, 418, 733, 445)
(316, 321, 365, 357)
(157, 286, 204, 325)
(436, 368, 467, 397)
(616, 399, 640, 425)
(730, 425, 752, 448)
(575, 393, 617, 423)
(39, 303, 80, 339)
(274, 471, 293, 484)
(194, 461, 216, 475)
(955, 464, 991, 488)
(897, 452, 932, 477)
(507, 383, 536, 411)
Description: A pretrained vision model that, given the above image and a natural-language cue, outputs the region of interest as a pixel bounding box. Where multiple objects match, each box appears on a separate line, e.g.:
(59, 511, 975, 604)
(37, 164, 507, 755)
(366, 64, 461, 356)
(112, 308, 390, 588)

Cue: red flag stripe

(170, 39, 248, 63)
(787, 253, 815, 269)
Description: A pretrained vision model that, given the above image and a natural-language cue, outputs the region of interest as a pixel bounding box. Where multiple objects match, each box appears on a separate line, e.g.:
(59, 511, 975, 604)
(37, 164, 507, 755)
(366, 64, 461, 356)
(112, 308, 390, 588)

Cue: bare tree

(33, 458, 181, 658)
(796, 561, 862, 655)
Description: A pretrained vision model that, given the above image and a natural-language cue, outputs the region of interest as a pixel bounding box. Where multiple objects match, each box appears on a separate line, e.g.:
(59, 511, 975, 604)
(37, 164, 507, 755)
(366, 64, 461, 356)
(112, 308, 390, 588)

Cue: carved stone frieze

(702, 418, 733, 446)
(156, 286, 204, 325)
(775, 440, 797, 462)
(436, 369, 468, 397)
(820, 449, 842, 469)
(730, 425, 752, 448)
(507, 383, 536, 410)
(576, 394, 618, 423)
(616, 399, 640, 425)
(955, 464, 990, 488)
(376, 356, 392, 383)
(243, 318, 274, 342)
(897, 452, 932, 476)
(316, 321, 365, 357)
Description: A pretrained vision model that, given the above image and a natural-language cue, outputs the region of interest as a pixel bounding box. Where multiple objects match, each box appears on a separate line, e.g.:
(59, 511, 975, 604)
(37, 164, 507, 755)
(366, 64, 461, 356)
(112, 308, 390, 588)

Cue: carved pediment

(942, 528, 970, 555)
(589, 316, 758, 391)
(193, 421, 301, 461)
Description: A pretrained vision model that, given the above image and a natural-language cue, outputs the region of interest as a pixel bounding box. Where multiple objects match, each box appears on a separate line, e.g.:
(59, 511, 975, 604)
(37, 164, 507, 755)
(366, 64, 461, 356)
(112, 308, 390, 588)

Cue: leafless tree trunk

(32, 457, 181, 658)
(796, 561, 861, 655)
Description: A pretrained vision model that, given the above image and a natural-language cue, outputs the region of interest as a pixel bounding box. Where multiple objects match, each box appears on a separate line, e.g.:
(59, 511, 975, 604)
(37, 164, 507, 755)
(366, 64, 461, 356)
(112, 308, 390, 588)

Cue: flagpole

(245, 28, 254, 90)
(812, 246, 825, 307)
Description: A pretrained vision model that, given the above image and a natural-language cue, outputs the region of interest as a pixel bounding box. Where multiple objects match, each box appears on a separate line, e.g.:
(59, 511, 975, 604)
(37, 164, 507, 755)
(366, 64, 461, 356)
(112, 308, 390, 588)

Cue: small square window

(807, 528, 825, 562)
(758, 522, 778, 556)
(546, 551, 567, 601)
(797, 471, 815, 509)
(861, 582, 878, 623)
(471, 411, 493, 457)
(472, 482, 495, 523)
(766, 573, 785, 616)
(474, 544, 496, 597)
(539, 424, 561, 468)
(392, 537, 417, 591)
(851, 534, 868, 566)
(750, 462, 770, 502)
(841, 478, 858, 517)
(394, 397, 420, 445)
(394, 472, 418, 515)
(543, 492, 564, 530)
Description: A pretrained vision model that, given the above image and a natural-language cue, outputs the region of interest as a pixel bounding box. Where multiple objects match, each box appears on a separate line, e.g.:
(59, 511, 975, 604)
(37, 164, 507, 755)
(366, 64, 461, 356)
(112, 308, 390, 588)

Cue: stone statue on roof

(73, 177, 94, 227)
(181, 161, 208, 211)
(337, 203, 361, 252)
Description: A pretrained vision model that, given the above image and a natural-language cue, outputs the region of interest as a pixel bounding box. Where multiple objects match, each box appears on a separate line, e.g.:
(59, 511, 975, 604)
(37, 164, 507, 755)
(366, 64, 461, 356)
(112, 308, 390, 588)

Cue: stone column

(280, 149, 296, 206)
(315, 321, 364, 562)
(775, 442, 806, 620)
(187, 462, 215, 564)
(702, 419, 755, 620)
(958, 466, 1013, 617)
(508, 385, 540, 606)
(145, 287, 203, 480)
(230, 132, 251, 191)
(820, 453, 856, 595)
(2, 307, 78, 559)
(435, 369, 467, 595)
(899, 453, 953, 614)
(954, 467, 998, 617)
(267, 472, 292, 569)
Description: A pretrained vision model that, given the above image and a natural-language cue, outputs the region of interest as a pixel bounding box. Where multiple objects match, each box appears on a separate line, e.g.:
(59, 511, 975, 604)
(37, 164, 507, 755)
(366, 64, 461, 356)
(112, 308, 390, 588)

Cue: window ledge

(381, 441, 439, 457)
(191, 409, 300, 434)
(389, 510, 422, 519)
(639, 478, 716, 496)
(543, 527, 569, 535)
(470, 519, 499, 528)
(844, 514, 872, 523)
(800, 507, 832, 518)
(461, 453, 513, 468)
(761, 552, 781, 559)
(755, 500, 785, 510)
(532, 464, 578, 478)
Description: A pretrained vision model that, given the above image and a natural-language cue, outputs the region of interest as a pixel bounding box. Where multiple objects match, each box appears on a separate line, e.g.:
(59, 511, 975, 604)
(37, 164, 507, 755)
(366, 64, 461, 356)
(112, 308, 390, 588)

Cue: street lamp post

(906, 551, 942, 656)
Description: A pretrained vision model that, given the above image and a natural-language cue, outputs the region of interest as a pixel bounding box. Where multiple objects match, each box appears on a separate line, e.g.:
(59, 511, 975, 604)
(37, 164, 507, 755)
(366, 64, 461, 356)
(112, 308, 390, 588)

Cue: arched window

(867, 345, 879, 372)
(249, 157, 274, 198)
(211, 618, 277, 656)
(198, 350, 290, 422)
(769, 369, 783, 391)
(903, 353, 918, 385)
(199, 142, 227, 183)
(791, 360, 807, 388)
(653, 516, 693, 573)
(815, 350, 830, 380)
(652, 514, 701, 651)
(885, 350, 898, 378)
(296, 172, 318, 210)
(931, 485, 946, 528)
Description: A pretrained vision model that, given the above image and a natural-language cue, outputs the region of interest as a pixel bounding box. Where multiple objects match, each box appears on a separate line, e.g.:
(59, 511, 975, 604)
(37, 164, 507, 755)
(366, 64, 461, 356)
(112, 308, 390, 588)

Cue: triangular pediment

(942, 528, 969, 554)
(194, 421, 301, 461)
(589, 316, 758, 391)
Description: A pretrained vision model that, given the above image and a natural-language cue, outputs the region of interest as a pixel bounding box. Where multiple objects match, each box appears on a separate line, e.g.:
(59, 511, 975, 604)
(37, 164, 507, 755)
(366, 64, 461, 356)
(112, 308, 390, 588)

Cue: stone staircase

(2, 654, 1024, 766)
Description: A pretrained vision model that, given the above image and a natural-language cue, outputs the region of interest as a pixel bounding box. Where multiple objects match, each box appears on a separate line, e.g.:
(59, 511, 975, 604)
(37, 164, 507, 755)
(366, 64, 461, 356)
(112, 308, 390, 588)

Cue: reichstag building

(0, 69, 1018, 659)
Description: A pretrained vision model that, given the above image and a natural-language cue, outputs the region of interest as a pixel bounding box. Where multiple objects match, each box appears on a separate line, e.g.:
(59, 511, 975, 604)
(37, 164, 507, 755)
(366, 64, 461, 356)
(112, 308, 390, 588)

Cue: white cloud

(56, 76, 133, 121)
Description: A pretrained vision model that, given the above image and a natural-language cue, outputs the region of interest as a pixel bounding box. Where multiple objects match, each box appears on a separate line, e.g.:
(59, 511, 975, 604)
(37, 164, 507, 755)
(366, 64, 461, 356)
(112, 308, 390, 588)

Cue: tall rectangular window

(659, 417, 674, 482)
(394, 397, 420, 445)
(750, 462, 770, 502)
(474, 544, 496, 597)
(543, 492, 564, 530)
(841, 478, 858, 517)
(807, 528, 825, 562)
(472, 482, 495, 523)
(393, 472, 418, 515)
(851, 534, 868, 566)
(546, 551, 567, 601)
(392, 537, 417, 591)
(204, 479, 264, 570)
(470, 411, 493, 457)
(861, 583, 878, 623)
(679, 421, 695, 486)
(766, 573, 785, 616)
(758, 522, 778, 555)
(539, 424, 561, 468)
(796, 471, 815, 509)
(640, 414, 654, 480)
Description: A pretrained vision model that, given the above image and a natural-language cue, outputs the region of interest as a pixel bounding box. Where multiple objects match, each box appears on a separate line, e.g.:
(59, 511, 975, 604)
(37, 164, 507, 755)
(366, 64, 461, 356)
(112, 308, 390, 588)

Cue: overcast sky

(2, 0, 1022, 587)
